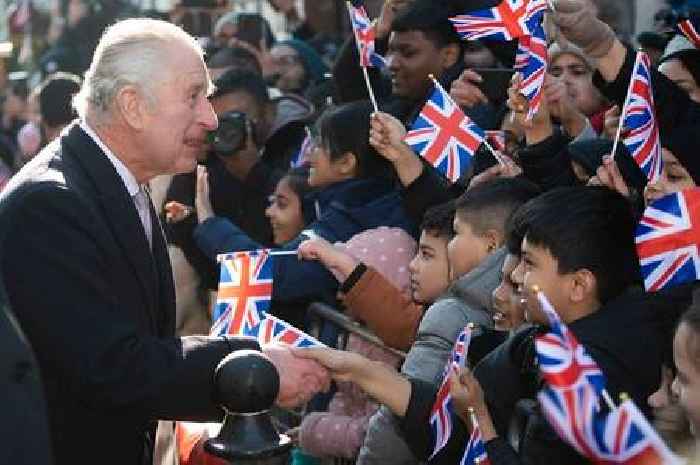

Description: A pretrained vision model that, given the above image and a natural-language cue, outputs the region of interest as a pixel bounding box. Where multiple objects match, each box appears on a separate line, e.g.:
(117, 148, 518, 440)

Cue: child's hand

(450, 367, 487, 419)
(298, 238, 359, 281)
(369, 112, 409, 163)
(588, 155, 631, 198)
(164, 201, 194, 223)
(450, 69, 489, 109)
(468, 158, 522, 191)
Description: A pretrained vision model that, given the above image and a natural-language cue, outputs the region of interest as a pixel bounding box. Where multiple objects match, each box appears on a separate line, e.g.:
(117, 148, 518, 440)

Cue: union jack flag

(449, 0, 548, 42)
(429, 326, 473, 459)
(516, 23, 548, 120)
(290, 131, 314, 168)
(534, 291, 607, 395)
(405, 81, 485, 183)
(347, 3, 386, 68)
(587, 398, 684, 465)
(635, 189, 700, 292)
(460, 420, 491, 465)
(245, 314, 324, 348)
(211, 250, 273, 337)
(538, 383, 602, 458)
(677, 15, 700, 49)
(485, 130, 506, 154)
(619, 52, 663, 183)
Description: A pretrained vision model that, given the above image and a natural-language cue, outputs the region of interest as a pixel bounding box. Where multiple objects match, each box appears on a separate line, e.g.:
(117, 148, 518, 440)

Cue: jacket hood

(268, 93, 314, 139)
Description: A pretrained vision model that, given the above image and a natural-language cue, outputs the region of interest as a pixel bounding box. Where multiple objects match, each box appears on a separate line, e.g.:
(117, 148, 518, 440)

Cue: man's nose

(201, 100, 218, 131)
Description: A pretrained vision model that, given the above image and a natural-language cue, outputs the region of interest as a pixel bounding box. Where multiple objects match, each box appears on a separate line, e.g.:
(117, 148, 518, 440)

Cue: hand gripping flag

(405, 80, 485, 183)
(616, 51, 663, 183)
(485, 130, 506, 154)
(534, 290, 607, 395)
(211, 250, 273, 336)
(244, 314, 324, 348)
(449, 0, 548, 42)
(346, 2, 386, 68)
(677, 14, 700, 49)
(461, 419, 491, 465)
(429, 326, 473, 459)
(635, 188, 700, 292)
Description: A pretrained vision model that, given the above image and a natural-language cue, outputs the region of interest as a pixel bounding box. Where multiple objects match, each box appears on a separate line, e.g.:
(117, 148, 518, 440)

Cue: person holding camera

(164, 68, 313, 288)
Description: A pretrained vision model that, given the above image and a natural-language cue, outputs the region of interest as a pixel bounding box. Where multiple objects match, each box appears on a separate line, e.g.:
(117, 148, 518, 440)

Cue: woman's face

(659, 59, 700, 104)
(268, 45, 306, 94)
(265, 177, 305, 245)
(549, 53, 605, 116)
(644, 149, 697, 206)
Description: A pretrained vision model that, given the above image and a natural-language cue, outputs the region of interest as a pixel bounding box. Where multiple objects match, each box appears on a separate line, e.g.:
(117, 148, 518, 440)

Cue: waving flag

(485, 130, 506, 154)
(449, 0, 548, 42)
(290, 131, 314, 168)
(516, 23, 548, 120)
(618, 52, 663, 183)
(461, 420, 491, 465)
(346, 2, 386, 68)
(211, 250, 273, 336)
(405, 80, 485, 183)
(677, 15, 700, 49)
(534, 291, 606, 395)
(589, 398, 684, 465)
(244, 314, 324, 348)
(635, 189, 700, 292)
(429, 326, 473, 459)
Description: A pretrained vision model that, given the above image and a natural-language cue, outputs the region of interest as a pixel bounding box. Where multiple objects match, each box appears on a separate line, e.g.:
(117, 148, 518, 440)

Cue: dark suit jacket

(0, 123, 260, 465)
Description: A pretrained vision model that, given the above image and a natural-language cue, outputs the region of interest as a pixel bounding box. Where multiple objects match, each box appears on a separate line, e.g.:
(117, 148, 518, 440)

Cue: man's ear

(115, 85, 147, 130)
(440, 43, 461, 70)
(337, 151, 358, 177)
(569, 269, 597, 305)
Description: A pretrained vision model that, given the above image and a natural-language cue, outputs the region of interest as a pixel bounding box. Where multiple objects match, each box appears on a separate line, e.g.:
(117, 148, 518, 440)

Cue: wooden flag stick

(216, 249, 299, 263)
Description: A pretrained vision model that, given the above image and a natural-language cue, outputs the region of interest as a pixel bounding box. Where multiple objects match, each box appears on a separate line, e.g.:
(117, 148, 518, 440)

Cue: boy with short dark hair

(456, 186, 664, 465)
(358, 177, 540, 465)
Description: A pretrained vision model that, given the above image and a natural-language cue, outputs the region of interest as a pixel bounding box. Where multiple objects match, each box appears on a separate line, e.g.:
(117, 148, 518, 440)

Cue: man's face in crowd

(549, 53, 604, 117)
(408, 230, 450, 304)
(387, 30, 454, 101)
(140, 44, 217, 175)
(673, 322, 700, 436)
(210, 90, 269, 146)
(268, 45, 306, 94)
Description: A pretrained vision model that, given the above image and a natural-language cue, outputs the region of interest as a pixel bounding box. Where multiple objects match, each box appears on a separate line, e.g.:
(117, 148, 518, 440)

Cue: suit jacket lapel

(62, 124, 159, 331)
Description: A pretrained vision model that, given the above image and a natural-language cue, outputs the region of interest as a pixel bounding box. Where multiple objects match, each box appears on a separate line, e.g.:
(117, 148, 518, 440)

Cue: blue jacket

(194, 178, 417, 303)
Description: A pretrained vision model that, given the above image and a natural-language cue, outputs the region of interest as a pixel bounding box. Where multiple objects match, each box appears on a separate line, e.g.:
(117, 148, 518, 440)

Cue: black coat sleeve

(401, 163, 460, 225)
(1, 185, 260, 423)
(517, 127, 577, 191)
(332, 35, 391, 104)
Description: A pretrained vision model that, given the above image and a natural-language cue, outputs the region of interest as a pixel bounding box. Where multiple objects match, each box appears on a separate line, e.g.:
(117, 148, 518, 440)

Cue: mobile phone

(235, 14, 265, 49)
(472, 68, 515, 103)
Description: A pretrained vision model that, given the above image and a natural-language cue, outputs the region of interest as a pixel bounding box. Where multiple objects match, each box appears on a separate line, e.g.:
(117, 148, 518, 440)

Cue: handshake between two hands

(261, 343, 332, 409)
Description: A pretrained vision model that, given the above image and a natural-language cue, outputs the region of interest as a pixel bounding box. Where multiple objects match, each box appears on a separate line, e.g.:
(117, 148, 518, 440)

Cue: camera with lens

(208, 111, 257, 157)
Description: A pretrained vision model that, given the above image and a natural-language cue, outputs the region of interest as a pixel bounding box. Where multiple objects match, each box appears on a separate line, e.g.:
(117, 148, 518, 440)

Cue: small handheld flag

(611, 51, 663, 183)
(449, 0, 548, 42)
(635, 188, 700, 292)
(345, 1, 384, 111)
(676, 14, 700, 49)
(461, 408, 491, 465)
(405, 77, 485, 183)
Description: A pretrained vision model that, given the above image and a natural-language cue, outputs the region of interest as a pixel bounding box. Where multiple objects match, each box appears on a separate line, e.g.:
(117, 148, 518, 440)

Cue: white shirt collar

(79, 120, 141, 197)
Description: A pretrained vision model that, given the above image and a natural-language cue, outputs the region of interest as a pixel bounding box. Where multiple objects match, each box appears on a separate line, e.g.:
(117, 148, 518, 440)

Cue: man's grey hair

(73, 18, 204, 122)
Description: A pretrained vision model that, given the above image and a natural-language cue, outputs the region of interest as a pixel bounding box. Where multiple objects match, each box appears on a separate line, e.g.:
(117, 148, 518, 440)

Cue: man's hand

(369, 112, 408, 162)
(507, 73, 553, 143)
(588, 155, 631, 198)
(292, 346, 368, 383)
(468, 159, 522, 190)
(219, 123, 261, 182)
(603, 105, 623, 140)
(262, 343, 331, 409)
(450, 69, 489, 109)
(376, 0, 415, 39)
(195, 166, 215, 224)
(164, 201, 194, 223)
(552, 0, 615, 59)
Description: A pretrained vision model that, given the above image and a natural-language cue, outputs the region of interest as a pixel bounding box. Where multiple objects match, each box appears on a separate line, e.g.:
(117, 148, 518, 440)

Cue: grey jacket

(356, 248, 507, 465)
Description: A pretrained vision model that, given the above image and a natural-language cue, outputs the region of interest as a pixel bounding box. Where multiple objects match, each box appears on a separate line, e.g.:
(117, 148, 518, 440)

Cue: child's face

(265, 178, 305, 245)
(447, 215, 492, 282)
(408, 230, 450, 304)
(518, 237, 572, 325)
(492, 253, 526, 331)
(672, 323, 700, 436)
(307, 142, 349, 188)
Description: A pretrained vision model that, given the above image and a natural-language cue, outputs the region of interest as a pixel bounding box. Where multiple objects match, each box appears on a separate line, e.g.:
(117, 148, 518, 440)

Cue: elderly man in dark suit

(0, 18, 328, 465)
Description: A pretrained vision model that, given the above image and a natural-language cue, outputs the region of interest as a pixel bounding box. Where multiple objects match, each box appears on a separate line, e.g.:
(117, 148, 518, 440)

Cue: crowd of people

(3, 0, 700, 465)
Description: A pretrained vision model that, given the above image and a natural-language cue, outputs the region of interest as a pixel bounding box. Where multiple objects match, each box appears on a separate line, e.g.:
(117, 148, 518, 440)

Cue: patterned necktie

(133, 186, 152, 249)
